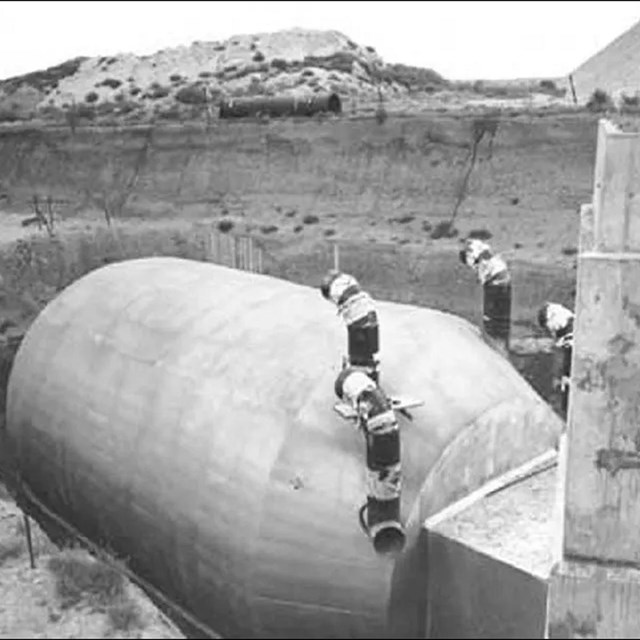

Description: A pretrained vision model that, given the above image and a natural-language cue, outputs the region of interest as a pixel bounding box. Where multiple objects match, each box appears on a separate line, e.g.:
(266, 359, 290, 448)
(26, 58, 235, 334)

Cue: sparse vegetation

(271, 58, 288, 71)
(467, 228, 493, 240)
(97, 78, 122, 90)
(392, 214, 415, 224)
(430, 221, 459, 239)
(586, 88, 613, 113)
(175, 84, 207, 105)
(375, 63, 448, 91)
(0, 538, 23, 565)
(145, 83, 170, 99)
(0, 56, 87, 94)
(48, 550, 126, 610)
(106, 597, 144, 631)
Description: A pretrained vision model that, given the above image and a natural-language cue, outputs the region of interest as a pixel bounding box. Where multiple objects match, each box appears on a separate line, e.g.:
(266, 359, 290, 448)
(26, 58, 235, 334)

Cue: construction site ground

(0, 106, 610, 637)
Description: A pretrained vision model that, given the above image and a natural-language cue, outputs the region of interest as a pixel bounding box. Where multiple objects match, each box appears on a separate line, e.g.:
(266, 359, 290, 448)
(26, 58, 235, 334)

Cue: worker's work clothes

(335, 367, 401, 536)
(539, 302, 574, 418)
(326, 273, 380, 372)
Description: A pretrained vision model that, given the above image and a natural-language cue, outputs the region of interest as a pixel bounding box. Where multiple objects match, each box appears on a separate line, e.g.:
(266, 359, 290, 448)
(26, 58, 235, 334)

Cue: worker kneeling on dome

(334, 366, 405, 556)
(321, 270, 380, 382)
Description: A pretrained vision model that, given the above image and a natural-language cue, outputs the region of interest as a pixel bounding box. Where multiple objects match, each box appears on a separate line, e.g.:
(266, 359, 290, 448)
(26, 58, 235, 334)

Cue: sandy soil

(0, 486, 184, 639)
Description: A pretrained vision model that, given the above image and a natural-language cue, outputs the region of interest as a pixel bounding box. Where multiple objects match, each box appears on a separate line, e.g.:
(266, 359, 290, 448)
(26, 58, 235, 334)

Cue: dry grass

(47, 549, 126, 610)
(105, 596, 144, 632)
(0, 538, 23, 565)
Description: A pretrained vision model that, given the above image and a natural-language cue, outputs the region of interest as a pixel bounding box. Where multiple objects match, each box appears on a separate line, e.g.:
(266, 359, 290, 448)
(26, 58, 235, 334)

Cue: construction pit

(0, 114, 637, 639)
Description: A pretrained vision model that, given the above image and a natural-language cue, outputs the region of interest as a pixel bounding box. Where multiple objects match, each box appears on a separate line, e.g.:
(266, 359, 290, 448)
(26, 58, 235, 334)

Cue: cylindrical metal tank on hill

(2, 258, 562, 639)
(218, 92, 342, 118)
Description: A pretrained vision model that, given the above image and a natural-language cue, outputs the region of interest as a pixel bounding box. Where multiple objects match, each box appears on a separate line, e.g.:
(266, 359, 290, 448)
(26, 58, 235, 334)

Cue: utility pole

(546, 119, 640, 637)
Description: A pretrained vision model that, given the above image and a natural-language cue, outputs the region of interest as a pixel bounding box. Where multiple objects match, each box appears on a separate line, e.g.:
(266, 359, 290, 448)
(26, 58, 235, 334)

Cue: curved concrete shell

(3, 257, 563, 639)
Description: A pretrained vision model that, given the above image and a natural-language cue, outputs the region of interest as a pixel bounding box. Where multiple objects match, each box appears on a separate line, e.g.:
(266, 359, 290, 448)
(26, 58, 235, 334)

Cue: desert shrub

(293, 225, 303, 233)
(375, 63, 448, 91)
(85, 91, 99, 103)
(303, 52, 357, 74)
(146, 83, 170, 99)
(467, 228, 493, 240)
(1, 56, 87, 94)
(0, 538, 23, 565)
(116, 101, 137, 114)
(76, 104, 96, 120)
(302, 69, 314, 77)
(561, 246, 578, 256)
(324, 228, 336, 237)
(213, 44, 225, 51)
(250, 42, 257, 51)
(253, 51, 265, 62)
(393, 214, 415, 224)
(422, 220, 433, 232)
(175, 84, 207, 104)
(622, 93, 640, 107)
(129, 86, 141, 96)
(96, 101, 117, 115)
(169, 73, 183, 82)
(156, 106, 181, 120)
(97, 78, 122, 89)
(217, 219, 234, 233)
(514, 242, 523, 249)
(302, 214, 319, 225)
(271, 58, 288, 71)
(199, 71, 213, 78)
(48, 550, 125, 609)
(510, 196, 520, 205)
(430, 221, 458, 239)
(366, 46, 376, 53)
(285, 209, 297, 217)
(372, 103, 387, 126)
(106, 598, 143, 632)
(539, 79, 557, 92)
(0, 108, 23, 123)
(586, 88, 613, 113)
(347, 40, 358, 49)
(260, 224, 278, 234)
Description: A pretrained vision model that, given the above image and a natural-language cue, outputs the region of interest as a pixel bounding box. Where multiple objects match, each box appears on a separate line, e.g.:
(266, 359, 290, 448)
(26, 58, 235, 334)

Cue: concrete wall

(425, 530, 548, 639)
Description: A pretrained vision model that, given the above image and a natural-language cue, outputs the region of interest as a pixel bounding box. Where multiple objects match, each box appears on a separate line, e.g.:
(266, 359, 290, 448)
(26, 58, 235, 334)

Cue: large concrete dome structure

(2, 257, 563, 638)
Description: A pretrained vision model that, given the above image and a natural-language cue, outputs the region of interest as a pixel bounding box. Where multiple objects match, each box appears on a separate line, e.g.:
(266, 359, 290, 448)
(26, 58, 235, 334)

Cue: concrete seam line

(17, 481, 221, 640)
(422, 448, 558, 530)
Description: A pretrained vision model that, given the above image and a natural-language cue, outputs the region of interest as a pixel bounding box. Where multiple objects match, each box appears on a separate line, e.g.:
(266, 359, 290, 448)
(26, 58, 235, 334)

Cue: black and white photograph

(0, 1, 639, 638)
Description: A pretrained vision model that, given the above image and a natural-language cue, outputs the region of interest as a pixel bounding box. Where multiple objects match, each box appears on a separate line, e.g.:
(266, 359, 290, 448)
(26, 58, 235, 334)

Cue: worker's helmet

(334, 366, 376, 402)
(460, 238, 492, 268)
(320, 269, 340, 300)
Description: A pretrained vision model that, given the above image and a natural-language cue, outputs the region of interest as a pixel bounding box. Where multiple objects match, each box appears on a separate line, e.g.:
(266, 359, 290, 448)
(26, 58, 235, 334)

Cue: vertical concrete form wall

(547, 120, 640, 637)
(425, 531, 548, 639)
